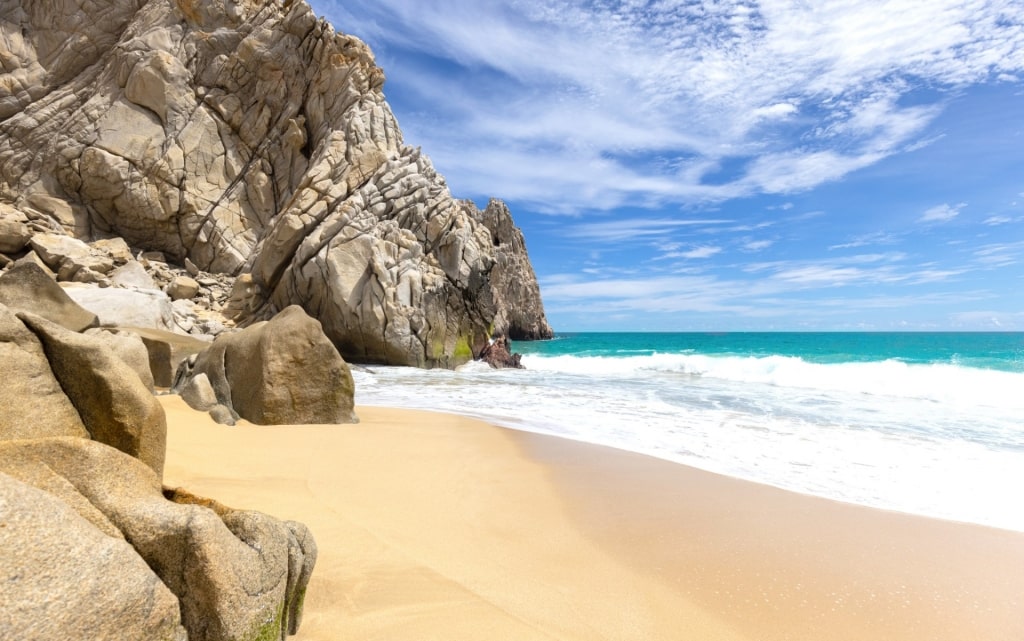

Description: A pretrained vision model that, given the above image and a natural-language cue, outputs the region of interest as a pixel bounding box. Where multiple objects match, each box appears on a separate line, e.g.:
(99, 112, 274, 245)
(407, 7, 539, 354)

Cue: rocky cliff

(0, 0, 552, 367)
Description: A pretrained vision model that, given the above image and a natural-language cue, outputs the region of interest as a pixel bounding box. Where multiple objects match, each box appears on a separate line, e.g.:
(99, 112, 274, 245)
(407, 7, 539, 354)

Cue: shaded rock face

(479, 335, 524, 370)
(0, 0, 552, 368)
(18, 312, 167, 475)
(175, 305, 358, 425)
(478, 199, 554, 341)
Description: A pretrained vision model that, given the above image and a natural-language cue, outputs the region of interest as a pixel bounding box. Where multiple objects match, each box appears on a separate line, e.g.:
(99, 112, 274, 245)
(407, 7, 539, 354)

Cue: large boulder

(0, 304, 89, 440)
(0, 0, 551, 368)
(0, 203, 32, 254)
(0, 472, 187, 641)
(63, 286, 176, 331)
(0, 262, 99, 331)
(175, 305, 358, 425)
(17, 312, 166, 477)
(0, 437, 316, 641)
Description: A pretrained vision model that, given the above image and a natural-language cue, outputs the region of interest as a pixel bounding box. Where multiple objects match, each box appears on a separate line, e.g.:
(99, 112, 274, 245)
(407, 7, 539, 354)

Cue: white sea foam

(353, 353, 1024, 532)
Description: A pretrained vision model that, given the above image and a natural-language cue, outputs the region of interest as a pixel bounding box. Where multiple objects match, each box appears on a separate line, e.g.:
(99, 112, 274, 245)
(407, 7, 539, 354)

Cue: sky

(310, 0, 1024, 332)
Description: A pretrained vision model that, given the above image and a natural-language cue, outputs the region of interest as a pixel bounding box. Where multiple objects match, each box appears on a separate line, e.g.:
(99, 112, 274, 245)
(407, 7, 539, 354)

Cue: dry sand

(160, 395, 1024, 641)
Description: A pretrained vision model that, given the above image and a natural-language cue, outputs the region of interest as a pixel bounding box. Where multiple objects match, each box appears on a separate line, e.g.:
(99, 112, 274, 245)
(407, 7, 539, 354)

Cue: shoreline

(161, 396, 1024, 640)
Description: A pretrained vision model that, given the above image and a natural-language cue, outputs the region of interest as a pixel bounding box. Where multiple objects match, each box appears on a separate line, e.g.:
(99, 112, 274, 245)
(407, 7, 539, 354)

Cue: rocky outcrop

(17, 312, 167, 476)
(479, 334, 524, 370)
(0, 0, 552, 367)
(0, 437, 316, 641)
(0, 299, 317, 639)
(0, 304, 89, 440)
(174, 305, 358, 425)
(478, 199, 554, 341)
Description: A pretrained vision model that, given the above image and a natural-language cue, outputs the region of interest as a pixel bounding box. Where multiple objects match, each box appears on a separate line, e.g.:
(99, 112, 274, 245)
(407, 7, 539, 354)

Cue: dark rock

(479, 335, 524, 369)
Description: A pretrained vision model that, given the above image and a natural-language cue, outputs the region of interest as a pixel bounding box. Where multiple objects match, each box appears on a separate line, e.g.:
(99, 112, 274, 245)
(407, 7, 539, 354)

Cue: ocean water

(353, 332, 1024, 532)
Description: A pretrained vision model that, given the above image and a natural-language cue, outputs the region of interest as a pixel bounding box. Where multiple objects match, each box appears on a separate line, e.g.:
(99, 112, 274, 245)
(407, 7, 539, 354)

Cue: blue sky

(311, 0, 1024, 331)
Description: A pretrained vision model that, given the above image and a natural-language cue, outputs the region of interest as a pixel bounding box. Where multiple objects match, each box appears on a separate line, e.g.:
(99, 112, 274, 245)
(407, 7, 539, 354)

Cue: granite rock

(175, 305, 357, 425)
(0, 471, 188, 641)
(0, 437, 315, 641)
(0, 304, 89, 441)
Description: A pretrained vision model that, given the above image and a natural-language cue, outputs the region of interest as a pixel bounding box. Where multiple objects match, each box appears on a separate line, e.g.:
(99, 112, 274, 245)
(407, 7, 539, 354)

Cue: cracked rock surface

(0, 0, 552, 367)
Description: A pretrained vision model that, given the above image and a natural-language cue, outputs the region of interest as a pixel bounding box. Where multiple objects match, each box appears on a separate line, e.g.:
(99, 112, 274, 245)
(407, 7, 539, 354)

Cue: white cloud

(325, 0, 1024, 209)
(677, 246, 723, 260)
(920, 202, 967, 222)
(567, 217, 733, 242)
(743, 239, 775, 252)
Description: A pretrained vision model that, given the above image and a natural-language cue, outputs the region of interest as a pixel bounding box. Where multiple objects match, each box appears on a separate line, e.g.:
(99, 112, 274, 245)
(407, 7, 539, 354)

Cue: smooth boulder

(175, 306, 357, 425)
(0, 304, 88, 440)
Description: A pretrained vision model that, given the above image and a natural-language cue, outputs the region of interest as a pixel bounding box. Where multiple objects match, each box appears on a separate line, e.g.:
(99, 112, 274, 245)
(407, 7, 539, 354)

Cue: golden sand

(160, 395, 1024, 641)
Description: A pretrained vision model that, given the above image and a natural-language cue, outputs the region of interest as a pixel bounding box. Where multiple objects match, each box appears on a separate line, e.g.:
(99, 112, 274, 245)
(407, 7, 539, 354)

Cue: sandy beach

(160, 395, 1024, 641)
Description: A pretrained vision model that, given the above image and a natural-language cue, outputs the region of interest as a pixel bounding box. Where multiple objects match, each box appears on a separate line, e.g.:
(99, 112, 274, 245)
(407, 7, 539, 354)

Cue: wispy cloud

(920, 202, 967, 223)
(566, 217, 733, 242)
(326, 0, 1024, 210)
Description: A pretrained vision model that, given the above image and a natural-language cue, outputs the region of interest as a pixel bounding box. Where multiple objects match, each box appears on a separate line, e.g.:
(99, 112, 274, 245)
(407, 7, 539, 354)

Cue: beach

(161, 395, 1024, 641)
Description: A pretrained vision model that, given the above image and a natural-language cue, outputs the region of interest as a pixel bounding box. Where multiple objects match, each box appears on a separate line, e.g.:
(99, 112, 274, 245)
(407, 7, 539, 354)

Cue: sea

(352, 332, 1024, 533)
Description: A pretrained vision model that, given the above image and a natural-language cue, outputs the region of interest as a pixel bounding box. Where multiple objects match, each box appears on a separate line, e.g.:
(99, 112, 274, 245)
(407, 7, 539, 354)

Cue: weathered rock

(84, 328, 156, 390)
(64, 286, 175, 331)
(0, 304, 89, 441)
(0, 204, 32, 254)
(0, 437, 316, 641)
(167, 275, 200, 300)
(175, 305, 358, 425)
(479, 199, 554, 340)
(0, 471, 188, 641)
(91, 236, 134, 265)
(0, 0, 551, 368)
(29, 233, 115, 281)
(128, 326, 211, 388)
(479, 335, 524, 370)
(109, 259, 159, 290)
(0, 262, 99, 331)
(18, 313, 166, 477)
(208, 403, 240, 426)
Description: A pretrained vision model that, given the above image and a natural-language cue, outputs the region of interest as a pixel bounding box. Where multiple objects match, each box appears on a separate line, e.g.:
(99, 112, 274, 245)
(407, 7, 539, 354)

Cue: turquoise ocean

(353, 332, 1024, 532)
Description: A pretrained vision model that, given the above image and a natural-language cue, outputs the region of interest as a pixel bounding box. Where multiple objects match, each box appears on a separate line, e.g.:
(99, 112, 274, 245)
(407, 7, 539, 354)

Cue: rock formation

(0, 296, 317, 639)
(174, 305, 358, 425)
(479, 334, 524, 370)
(0, 0, 553, 368)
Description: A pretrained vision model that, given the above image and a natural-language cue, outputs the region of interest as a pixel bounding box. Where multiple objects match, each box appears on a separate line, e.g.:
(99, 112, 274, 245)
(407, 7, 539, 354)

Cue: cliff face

(0, 0, 552, 367)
